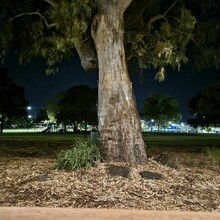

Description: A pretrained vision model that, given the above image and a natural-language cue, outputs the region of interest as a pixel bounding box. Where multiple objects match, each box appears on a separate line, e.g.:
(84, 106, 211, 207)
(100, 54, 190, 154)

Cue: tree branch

(147, 0, 179, 30)
(126, 1, 152, 28)
(43, 0, 57, 8)
(9, 12, 56, 29)
(75, 40, 98, 71)
(117, 0, 133, 12)
(97, 0, 132, 14)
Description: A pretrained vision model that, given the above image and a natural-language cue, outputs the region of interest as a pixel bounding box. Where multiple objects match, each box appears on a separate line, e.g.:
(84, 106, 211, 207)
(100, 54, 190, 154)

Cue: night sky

(4, 53, 220, 122)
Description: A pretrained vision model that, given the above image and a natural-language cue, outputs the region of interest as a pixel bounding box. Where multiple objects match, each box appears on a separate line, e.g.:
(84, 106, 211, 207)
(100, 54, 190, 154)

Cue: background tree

(36, 109, 49, 124)
(0, 68, 29, 132)
(188, 81, 220, 127)
(141, 94, 182, 131)
(45, 99, 59, 125)
(55, 85, 97, 132)
(1, 0, 219, 163)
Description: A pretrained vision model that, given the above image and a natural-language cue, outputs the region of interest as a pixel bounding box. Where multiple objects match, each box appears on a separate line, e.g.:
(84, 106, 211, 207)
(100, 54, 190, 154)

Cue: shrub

(54, 138, 100, 170)
(206, 147, 220, 164)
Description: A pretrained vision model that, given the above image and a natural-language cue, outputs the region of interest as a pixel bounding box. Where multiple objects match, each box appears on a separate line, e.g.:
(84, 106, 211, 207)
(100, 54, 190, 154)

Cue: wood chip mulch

(0, 151, 219, 212)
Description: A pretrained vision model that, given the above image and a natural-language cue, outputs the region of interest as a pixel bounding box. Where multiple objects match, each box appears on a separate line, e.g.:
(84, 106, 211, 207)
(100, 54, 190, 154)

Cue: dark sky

(4, 54, 220, 122)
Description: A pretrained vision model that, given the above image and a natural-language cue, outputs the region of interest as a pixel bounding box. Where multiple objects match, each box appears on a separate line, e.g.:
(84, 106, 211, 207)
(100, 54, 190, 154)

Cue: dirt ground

(0, 141, 219, 211)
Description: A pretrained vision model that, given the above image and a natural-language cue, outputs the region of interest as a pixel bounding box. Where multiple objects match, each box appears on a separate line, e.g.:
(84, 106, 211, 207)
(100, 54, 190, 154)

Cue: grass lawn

(0, 132, 83, 143)
(142, 132, 220, 149)
(0, 132, 219, 149)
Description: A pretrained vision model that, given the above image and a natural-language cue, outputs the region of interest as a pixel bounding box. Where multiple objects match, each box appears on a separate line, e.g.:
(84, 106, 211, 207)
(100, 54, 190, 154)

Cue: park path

(0, 207, 220, 220)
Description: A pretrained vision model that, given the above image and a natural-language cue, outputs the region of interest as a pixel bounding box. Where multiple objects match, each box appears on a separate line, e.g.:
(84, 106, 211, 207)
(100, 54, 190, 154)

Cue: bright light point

(27, 106, 32, 110)
(28, 115, 32, 118)
(151, 119, 154, 122)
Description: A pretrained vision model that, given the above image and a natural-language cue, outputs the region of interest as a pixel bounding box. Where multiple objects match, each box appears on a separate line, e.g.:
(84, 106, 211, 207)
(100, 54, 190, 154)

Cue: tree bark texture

(91, 0, 147, 164)
(75, 40, 98, 71)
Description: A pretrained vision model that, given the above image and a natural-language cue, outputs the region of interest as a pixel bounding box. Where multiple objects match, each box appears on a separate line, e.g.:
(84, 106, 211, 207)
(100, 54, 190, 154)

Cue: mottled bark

(75, 40, 98, 71)
(91, 0, 147, 164)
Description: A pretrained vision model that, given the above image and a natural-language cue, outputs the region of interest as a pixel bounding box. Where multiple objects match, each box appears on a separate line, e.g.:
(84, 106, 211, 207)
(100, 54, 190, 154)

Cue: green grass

(0, 132, 85, 143)
(0, 132, 220, 149)
(143, 132, 220, 149)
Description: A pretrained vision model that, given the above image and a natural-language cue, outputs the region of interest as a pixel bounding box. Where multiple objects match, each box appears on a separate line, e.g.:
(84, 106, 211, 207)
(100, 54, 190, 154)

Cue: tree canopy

(0, 68, 29, 132)
(46, 85, 97, 132)
(1, 0, 219, 74)
(184, 0, 220, 70)
(188, 81, 220, 127)
(141, 93, 182, 130)
(36, 109, 49, 124)
(0, 1, 201, 75)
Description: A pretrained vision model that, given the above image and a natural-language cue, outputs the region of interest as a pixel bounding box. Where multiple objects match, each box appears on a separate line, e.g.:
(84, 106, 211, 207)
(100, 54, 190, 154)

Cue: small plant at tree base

(54, 139, 100, 170)
(206, 147, 220, 164)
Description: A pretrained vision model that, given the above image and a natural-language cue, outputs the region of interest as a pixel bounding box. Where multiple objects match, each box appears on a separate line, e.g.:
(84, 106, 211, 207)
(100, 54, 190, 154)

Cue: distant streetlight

(27, 106, 42, 129)
(150, 119, 154, 132)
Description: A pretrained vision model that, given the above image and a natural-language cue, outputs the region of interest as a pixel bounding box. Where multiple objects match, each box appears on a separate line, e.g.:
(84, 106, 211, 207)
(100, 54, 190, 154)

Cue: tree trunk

(91, 0, 147, 164)
(0, 112, 4, 133)
(84, 121, 88, 132)
(73, 121, 78, 133)
(0, 120, 3, 133)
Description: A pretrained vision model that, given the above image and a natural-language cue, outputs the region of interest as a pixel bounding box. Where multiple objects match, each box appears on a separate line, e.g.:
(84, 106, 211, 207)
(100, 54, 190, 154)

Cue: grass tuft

(54, 138, 100, 170)
(206, 147, 220, 164)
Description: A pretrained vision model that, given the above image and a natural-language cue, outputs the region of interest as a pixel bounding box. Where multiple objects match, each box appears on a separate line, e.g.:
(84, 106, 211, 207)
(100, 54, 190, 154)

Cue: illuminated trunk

(91, 0, 147, 164)
(0, 115, 3, 133)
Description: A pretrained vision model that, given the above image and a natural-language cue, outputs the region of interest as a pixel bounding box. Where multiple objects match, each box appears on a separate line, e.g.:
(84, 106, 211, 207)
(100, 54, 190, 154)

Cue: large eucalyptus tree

(0, 0, 199, 163)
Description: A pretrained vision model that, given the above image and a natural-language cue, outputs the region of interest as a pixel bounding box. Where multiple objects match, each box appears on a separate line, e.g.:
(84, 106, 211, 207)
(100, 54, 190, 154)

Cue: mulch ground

(0, 141, 219, 211)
